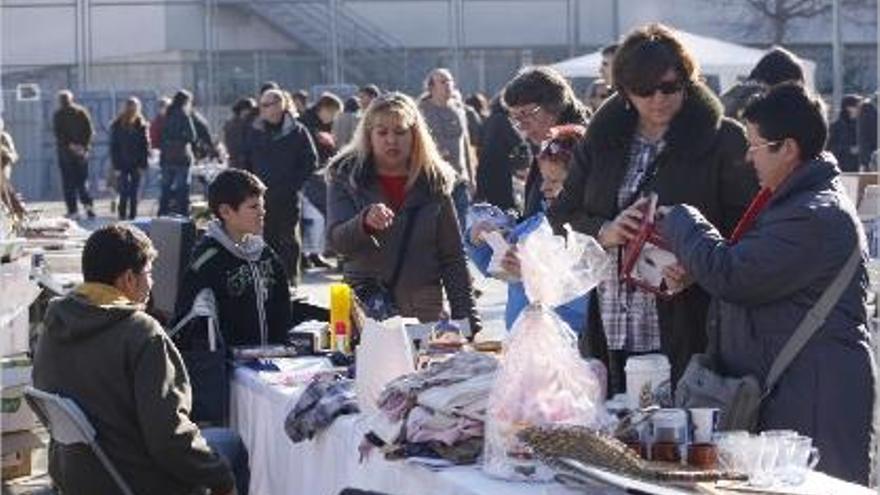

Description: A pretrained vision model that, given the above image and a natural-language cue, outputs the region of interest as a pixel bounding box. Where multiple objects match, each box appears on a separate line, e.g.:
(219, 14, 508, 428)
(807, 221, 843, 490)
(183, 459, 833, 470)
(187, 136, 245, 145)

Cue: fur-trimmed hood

(586, 81, 729, 159)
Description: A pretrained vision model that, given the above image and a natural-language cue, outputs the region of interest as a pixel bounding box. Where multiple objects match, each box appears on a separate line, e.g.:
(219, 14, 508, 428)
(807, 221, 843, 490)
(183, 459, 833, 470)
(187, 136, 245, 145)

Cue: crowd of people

(4, 20, 877, 495)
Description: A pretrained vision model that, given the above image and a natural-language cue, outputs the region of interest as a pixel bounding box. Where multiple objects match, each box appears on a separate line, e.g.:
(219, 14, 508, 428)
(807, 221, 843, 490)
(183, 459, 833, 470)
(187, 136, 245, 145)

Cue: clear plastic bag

(483, 217, 612, 481)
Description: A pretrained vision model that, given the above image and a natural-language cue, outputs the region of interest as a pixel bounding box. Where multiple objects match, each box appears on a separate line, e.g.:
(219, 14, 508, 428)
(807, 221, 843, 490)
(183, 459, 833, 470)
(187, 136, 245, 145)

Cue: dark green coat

(549, 82, 759, 383)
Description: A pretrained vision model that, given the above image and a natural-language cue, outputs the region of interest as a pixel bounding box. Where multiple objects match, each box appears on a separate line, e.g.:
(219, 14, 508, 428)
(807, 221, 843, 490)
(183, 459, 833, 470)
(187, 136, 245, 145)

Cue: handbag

(352, 206, 421, 320)
(168, 289, 229, 425)
(676, 245, 862, 431)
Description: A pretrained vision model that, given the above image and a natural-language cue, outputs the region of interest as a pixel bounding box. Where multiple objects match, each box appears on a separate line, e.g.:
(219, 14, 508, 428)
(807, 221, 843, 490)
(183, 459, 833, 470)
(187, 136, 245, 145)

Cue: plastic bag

(483, 217, 611, 481)
(355, 317, 415, 415)
(518, 216, 611, 308)
(465, 203, 517, 236)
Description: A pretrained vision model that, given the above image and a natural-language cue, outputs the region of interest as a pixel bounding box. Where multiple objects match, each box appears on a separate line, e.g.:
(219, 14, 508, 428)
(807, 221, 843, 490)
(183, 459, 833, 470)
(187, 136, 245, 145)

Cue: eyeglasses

(509, 105, 542, 127)
(747, 140, 782, 153)
(629, 80, 684, 98)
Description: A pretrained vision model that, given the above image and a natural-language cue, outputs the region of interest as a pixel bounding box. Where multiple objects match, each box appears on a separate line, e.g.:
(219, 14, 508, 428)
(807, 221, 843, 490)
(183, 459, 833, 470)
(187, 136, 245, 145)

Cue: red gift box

(620, 193, 678, 298)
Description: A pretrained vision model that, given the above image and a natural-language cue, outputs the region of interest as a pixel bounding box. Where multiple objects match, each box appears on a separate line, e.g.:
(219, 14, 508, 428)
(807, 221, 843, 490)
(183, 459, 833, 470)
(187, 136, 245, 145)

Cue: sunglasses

(629, 80, 684, 98)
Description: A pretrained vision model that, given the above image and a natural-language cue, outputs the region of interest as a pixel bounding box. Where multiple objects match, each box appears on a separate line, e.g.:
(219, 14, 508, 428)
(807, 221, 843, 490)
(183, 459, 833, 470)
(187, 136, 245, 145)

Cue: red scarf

(729, 187, 773, 244)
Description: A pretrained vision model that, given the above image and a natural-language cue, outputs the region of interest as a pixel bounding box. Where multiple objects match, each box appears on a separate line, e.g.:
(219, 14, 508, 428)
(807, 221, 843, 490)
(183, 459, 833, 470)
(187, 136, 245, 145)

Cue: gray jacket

(326, 155, 479, 328)
(659, 154, 875, 485)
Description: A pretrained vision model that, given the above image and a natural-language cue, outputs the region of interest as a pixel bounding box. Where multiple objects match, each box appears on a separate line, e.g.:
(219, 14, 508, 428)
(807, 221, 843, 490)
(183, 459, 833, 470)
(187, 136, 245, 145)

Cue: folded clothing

(285, 378, 359, 443)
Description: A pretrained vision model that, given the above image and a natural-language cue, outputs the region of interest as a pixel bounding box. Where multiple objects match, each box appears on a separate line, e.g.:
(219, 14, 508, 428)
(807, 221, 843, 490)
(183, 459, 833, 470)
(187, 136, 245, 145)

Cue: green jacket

(33, 288, 234, 495)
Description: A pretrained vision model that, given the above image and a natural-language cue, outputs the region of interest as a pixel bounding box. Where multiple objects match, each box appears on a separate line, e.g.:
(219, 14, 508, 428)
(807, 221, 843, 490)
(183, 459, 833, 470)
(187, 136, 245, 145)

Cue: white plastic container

(624, 354, 671, 410)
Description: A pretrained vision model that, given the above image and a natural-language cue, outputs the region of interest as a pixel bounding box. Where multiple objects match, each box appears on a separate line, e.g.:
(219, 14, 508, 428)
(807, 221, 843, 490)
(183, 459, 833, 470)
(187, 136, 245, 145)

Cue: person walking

(158, 90, 199, 216)
(109, 97, 150, 219)
(53, 90, 95, 219)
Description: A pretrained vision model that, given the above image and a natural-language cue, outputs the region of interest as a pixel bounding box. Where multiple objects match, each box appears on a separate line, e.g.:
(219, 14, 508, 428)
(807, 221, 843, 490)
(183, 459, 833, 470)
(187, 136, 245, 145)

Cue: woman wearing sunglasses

(548, 23, 758, 396)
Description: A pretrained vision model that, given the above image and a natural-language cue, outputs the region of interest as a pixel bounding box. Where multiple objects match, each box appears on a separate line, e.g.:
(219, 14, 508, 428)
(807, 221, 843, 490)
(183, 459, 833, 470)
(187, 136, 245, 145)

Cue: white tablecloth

(230, 362, 874, 495)
(231, 362, 584, 495)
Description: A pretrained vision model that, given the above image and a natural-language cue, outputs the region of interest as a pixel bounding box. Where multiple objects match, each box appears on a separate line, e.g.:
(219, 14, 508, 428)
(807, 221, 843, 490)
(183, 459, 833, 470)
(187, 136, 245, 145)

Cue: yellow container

(329, 283, 352, 352)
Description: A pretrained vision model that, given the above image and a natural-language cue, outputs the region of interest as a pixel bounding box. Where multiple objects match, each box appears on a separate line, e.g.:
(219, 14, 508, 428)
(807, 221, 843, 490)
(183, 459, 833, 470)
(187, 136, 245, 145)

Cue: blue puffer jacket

(467, 213, 589, 333)
(659, 153, 875, 485)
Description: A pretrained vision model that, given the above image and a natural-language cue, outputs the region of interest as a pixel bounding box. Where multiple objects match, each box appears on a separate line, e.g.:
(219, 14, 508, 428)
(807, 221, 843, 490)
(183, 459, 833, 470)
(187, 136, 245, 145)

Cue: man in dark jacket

(33, 224, 249, 495)
(224, 98, 257, 169)
(52, 90, 95, 219)
(242, 89, 318, 285)
(660, 83, 875, 485)
(827, 94, 863, 172)
(159, 90, 199, 216)
(174, 168, 292, 348)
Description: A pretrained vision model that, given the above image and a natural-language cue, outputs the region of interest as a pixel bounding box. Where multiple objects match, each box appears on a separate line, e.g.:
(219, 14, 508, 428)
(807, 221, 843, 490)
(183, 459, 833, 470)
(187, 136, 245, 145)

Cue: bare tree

(707, 0, 875, 44)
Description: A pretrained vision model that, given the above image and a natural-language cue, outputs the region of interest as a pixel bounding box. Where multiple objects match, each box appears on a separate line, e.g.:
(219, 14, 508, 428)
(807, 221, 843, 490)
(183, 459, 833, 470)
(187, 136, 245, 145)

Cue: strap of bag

(387, 206, 422, 291)
(762, 244, 862, 398)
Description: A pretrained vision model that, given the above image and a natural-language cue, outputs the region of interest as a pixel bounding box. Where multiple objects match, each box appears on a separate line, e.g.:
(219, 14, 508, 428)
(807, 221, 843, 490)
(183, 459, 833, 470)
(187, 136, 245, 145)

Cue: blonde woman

(326, 92, 480, 331)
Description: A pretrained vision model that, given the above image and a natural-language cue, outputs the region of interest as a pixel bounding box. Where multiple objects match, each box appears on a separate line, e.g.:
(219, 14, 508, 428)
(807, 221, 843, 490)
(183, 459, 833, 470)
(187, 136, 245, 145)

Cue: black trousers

(117, 169, 141, 219)
(264, 196, 302, 286)
(57, 153, 93, 214)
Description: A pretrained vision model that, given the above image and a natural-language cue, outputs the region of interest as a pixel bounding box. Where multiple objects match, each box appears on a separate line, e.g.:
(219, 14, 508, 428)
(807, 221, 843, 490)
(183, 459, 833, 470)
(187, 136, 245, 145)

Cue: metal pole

(611, 0, 619, 41)
(85, 0, 92, 89)
(832, 0, 843, 116)
(329, 0, 340, 84)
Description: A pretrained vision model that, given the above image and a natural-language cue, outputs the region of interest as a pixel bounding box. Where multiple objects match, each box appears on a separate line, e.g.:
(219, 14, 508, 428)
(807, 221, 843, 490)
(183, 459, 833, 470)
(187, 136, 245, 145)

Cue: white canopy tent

(552, 29, 816, 93)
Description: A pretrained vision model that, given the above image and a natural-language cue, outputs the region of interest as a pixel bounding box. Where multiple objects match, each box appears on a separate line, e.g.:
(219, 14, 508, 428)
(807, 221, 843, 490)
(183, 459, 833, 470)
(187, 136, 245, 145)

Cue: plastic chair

(23, 386, 136, 495)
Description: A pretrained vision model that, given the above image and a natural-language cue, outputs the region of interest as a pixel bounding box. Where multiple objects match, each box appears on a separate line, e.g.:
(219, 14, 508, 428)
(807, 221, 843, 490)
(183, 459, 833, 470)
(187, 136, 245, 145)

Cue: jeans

(451, 181, 471, 235)
(202, 427, 250, 495)
(57, 153, 93, 215)
(117, 169, 142, 219)
(158, 165, 191, 216)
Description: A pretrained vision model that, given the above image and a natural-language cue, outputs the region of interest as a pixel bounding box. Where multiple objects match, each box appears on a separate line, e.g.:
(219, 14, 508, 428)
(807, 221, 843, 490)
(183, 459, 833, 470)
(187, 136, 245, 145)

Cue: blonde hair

(333, 92, 450, 193)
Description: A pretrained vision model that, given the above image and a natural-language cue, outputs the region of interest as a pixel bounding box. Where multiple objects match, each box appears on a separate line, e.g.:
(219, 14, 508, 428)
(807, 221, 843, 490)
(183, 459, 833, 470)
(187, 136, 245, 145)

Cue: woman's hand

(598, 196, 650, 248)
(662, 263, 693, 294)
(364, 203, 395, 231)
(500, 245, 522, 279)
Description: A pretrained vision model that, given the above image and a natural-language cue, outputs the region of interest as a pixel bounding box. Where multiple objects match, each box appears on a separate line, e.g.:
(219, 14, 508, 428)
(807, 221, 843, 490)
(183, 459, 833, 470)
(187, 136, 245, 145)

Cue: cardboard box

(1, 430, 42, 480)
(840, 172, 879, 209)
(1, 385, 36, 433)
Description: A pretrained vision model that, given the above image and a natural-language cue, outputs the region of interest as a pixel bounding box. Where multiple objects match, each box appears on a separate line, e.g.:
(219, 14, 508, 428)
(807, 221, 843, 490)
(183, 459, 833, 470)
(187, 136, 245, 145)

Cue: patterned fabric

(285, 377, 359, 443)
(597, 135, 665, 352)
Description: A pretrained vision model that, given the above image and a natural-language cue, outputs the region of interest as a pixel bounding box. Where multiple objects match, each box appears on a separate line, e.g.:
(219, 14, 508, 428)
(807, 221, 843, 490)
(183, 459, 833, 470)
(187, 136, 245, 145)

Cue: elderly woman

(502, 66, 590, 219)
(659, 83, 875, 485)
(326, 92, 480, 330)
(549, 23, 758, 395)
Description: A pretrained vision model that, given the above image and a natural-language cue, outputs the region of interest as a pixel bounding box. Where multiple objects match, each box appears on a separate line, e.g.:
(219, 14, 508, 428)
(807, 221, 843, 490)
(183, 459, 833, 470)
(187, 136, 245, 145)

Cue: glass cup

(782, 435, 820, 485)
(714, 431, 750, 472)
(760, 430, 798, 481)
(742, 435, 779, 487)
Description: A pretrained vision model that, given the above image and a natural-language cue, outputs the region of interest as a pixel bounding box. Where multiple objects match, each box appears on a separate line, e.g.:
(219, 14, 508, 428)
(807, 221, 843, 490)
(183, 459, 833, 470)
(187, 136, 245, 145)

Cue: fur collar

(586, 82, 726, 158)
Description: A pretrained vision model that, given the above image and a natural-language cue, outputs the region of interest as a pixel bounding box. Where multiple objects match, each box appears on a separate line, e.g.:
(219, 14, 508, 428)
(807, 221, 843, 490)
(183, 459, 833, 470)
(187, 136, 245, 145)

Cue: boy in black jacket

(174, 168, 291, 347)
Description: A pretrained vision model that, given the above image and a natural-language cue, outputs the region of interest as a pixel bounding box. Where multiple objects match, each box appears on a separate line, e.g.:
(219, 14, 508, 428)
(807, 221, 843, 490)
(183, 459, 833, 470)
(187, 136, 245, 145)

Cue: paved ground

(2, 198, 507, 493)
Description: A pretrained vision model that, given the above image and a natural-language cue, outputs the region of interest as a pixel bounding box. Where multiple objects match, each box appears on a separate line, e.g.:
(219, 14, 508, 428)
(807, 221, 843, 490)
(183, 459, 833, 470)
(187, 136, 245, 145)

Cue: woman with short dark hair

(501, 65, 590, 218)
(659, 83, 874, 485)
(549, 23, 758, 395)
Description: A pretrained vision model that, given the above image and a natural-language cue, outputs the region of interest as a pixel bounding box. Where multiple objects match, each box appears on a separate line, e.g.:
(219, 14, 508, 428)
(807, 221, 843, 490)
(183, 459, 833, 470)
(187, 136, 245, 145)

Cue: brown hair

(537, 124, 586, 166)
(612, 23, 699, 95)
(501, 66, 580, 117)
